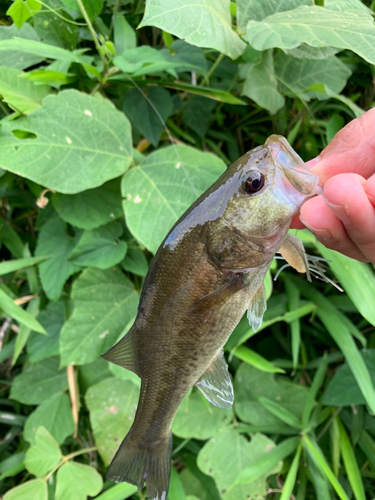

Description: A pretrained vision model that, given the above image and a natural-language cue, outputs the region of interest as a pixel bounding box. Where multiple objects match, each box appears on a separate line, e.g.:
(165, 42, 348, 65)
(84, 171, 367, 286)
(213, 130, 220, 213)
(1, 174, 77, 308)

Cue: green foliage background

(1, 0, 375, 499)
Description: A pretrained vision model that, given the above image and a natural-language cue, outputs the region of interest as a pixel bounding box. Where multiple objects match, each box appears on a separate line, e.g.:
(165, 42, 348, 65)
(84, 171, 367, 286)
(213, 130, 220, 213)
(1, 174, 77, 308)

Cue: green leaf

(325, 0, 373, 15)
(0, 89, 133, 194)
(24, 392, 75, 445)
(28, 301, 65, 363)
(304, 435, 350, 500)
(6, 0, 41, 29)
(234, 363, 309, 427)
(152, 80, 246, 105)
(123, 87, 173, 147)
(0, 23, 44, 70)
(233, 345, 284, 373)
(302, 352, 327, 429)
(284, 44, 340, 60)
(0, 254, 50, 276)
(172, 389, 232, 440)
(13, 297, 41, 365)
(337, 419, 366, 500)
(315, 242, 375, 326)
(326, 114, 344, 143)
(55, 461, 103, 500)
(139, 0, 246, 60)
(35, 217, 80, 301)
(33, 0, 78, 51)
(10, 356, 68, 405)
(245, 6, 375, 65)
(86, 378, 140, 466)
(69, 221, 127, 269)
(242, 50, 284, 113)
(0, 287, 46, 333)
(183, 96, 216, 139)
(53, 179, 123, 231)
(0, 66, 50, 114)
(122, 145, 225, 253)
(0, 37, 82, 62)
(79, 357, 112, 393)
(279, 443, 302, 500)
(121, 244, 149, 277)
(0, 220, 24, 258)
(3, 479, 48, 500)
(169, 467, 187, 500)
(60, 268, 139, 366)
(323, 349, 375, 407)
(60, 0, 104, 21)
(113, 12, 136, 53)
(180, 455, 221, 500)
(235, 436, 300, 485)
(94, 483, 138, 500)
(237, 0, 312, 27)
(24, 426, 61, 477)
(197, 428, 281, 498)
(274, 53, 351, 100)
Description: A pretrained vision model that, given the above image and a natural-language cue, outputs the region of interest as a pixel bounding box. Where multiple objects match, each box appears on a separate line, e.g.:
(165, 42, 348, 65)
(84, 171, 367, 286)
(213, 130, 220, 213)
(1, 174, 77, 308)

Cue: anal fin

(102, 328, 139, 376)
(195, 349, 233, 409)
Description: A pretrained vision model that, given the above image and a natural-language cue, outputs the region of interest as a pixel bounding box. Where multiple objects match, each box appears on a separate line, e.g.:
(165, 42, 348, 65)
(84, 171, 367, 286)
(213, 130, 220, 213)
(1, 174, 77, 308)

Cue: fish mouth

(266, 135, 322, 205)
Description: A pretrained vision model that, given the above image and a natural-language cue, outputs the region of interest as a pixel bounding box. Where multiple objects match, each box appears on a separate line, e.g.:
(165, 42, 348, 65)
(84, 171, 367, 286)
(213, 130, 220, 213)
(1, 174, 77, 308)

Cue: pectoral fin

(195, 349, 234, 409)
(279, 234, 310, 279)
(247, 283, 267, 332)
(102, 328, 139, 376)
(189, 275, 246, 314)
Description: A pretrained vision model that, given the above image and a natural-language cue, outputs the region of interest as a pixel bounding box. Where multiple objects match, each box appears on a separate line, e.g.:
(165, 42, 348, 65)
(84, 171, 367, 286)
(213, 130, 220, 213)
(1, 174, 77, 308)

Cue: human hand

(291, 108, 375, 264)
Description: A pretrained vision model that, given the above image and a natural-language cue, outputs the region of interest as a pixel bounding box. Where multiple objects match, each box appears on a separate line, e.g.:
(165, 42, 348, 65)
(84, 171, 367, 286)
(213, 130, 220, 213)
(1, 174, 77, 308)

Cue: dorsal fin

(247, 283, 267, 332)
(195, 349, 233, 409)
(102, 328, 139, 376)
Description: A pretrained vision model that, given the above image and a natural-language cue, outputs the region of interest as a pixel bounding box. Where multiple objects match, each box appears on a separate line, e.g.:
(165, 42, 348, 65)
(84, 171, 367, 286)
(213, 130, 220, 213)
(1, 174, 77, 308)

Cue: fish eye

(243, 171, 265, 194)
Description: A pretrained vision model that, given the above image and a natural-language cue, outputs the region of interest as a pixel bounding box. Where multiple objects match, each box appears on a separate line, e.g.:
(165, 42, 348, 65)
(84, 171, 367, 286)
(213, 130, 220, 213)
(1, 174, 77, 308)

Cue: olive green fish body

(103, 136, 321, 500)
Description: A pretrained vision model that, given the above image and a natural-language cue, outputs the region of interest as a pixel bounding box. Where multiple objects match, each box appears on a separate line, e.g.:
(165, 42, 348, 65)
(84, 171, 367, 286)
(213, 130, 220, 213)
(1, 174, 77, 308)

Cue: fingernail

(299, 216, 332, 240)
(323, 197, 351, 225)
(306, 157, 320, 169)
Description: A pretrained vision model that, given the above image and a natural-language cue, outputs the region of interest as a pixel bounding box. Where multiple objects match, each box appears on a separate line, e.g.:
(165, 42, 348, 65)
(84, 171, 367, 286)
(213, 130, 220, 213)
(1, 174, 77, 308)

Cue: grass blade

(0, 256, 50, 276)
(280, 443, 302, 500)
(304, 435, 349, 500)
(337, 418, 366, 500)
(302, 353, 328, 430)
(284, 277, 301, 369)
(0, 288, 46, 334)
(259, 396, 301, 429)
(233, 346, 284, 373)
(236, 437, 300, 485)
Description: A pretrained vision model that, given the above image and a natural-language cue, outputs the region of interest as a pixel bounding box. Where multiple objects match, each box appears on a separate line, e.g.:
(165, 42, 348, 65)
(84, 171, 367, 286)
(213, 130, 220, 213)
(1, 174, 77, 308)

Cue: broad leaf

(122, 145, 226, 253)
(180, 455, 221, 500)
(139, 0, 246, 60)
(35, 217, 80, 302)
(24, 426, 61, 477)
(172, 390, 232, 440)
(114, 12, 136, 53)
(55, 462, 103, 500)
(28, 301, 65, 363)
(69, 221, 127, 269)
(3, 479, 47, 500)
(323, 350, 375, 407)
(10, 357, 68, 405)
(53, 178, 123, 231)
(0, 67, 50, 114)
(24, 392, 75, 444)
(246, 6, 375, 65)
(121, 244, 149, 277)
(237, 0, 312, 28)
(197, 428, 280, 499)
(234, 363, 309, 426)
(123, 86, 173, 147)
(283, 45, 340, 60)
(183, 96, 216, 138)
(0, 89, 133, 194)
(325, 0, 373, 15)
(60, 0, 105, 21)
(6, 0, 41, 29)
(60, 268, 139, 366)
(274, 53, 351, 100)
(242, 50, 285, 114)
(86, 378, 140, 466)
(0, 23, 43, 70)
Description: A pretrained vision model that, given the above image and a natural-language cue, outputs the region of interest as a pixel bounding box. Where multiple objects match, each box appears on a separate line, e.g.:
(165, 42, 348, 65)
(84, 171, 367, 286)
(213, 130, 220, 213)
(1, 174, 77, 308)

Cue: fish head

(207, 135, 321, 269)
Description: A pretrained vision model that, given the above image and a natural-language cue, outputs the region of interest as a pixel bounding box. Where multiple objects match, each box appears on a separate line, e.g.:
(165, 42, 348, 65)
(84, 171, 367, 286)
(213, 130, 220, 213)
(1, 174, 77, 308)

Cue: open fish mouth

(266, 135, 322, 205)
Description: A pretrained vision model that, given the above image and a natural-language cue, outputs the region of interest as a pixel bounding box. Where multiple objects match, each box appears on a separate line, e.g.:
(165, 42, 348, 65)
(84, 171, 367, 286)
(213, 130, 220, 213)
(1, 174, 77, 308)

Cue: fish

(103, 135, 322, 500)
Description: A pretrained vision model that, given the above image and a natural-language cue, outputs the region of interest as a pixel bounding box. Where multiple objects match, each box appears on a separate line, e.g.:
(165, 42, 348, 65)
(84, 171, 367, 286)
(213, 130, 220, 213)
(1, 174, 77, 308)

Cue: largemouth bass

(103, 135, 322, 500)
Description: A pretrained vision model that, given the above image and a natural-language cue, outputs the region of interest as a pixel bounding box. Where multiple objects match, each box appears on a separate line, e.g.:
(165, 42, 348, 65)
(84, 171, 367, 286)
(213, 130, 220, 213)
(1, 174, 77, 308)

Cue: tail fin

(107, 430, 172, 500)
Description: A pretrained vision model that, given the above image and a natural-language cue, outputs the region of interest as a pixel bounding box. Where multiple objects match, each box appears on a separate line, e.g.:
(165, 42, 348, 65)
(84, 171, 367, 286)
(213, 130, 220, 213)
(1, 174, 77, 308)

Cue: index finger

(311, 107, 375, 184)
